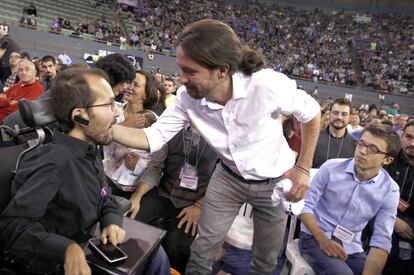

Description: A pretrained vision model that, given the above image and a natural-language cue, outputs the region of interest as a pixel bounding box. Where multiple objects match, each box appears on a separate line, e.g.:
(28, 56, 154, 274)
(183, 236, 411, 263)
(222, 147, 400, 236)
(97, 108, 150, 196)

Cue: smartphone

(88, 237, 128, 263)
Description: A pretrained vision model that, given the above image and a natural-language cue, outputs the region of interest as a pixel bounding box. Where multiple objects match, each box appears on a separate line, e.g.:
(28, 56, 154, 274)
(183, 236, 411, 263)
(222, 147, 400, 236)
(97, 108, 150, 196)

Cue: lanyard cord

(326, 128, 345, 162)
(400, 166, 414, 202)
(182, 129, 207, 168)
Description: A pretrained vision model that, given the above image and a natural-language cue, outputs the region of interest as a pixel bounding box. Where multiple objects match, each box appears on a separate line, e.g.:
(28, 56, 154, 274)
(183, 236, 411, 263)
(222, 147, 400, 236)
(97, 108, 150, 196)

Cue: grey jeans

(185, 164, 287, 275)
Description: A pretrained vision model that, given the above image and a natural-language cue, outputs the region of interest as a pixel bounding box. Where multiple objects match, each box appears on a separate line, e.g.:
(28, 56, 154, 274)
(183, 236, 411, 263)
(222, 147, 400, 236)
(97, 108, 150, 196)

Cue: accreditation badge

(179, 163, 198, 190)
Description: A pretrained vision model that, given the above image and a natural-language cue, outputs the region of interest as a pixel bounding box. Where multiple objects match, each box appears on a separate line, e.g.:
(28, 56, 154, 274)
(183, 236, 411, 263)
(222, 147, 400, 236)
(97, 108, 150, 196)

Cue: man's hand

(125, 153, 139, 170)
(64, 243, 91, 275)
(318, 237, 348, 261)
(177, 204, 202, 236)
(283, 167, 310, 202)
(120, 114, 146, 129)
(395, 217, 414, 240)
(127, 195, 141, 219)
(0, 93, 7, 99)
(100, 224, 125, 245)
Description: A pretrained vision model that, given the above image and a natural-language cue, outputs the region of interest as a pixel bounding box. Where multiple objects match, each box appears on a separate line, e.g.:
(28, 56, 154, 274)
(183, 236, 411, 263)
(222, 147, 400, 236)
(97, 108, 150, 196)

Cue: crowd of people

(0, 5, 413, 275)
(14, 1, 414, 95)
(17, 0, 125, 45)
(120, 0, 413, 94)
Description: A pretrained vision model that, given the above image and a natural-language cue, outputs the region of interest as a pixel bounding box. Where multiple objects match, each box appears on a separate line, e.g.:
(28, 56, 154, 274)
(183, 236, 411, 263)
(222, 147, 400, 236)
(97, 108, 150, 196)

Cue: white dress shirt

(144, 69, 320, 180)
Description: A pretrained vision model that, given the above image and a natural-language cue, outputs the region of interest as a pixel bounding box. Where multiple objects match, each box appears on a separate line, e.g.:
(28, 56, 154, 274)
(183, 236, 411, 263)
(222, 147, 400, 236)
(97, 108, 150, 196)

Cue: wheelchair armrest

(113, 195, 132, 214)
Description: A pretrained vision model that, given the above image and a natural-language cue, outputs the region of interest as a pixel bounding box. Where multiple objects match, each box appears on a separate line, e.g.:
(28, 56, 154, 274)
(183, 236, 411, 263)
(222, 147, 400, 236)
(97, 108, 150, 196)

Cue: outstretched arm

(112, 124, 150, 150)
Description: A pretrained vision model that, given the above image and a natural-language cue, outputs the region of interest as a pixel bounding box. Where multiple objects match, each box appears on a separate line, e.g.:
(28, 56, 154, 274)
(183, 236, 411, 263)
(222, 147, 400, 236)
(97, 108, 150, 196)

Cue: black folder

(85, 217, 166, 275)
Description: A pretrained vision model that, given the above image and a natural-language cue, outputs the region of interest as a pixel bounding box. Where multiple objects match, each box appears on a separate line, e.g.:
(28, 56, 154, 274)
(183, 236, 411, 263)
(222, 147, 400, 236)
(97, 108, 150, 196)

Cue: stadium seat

(225, 203, 254, 250)
(283, 215, 315, 275)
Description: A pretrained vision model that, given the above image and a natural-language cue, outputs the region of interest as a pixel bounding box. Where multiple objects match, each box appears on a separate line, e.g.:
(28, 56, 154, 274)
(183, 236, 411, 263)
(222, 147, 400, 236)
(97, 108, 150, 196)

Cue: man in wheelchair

(0, 67, 170, 274)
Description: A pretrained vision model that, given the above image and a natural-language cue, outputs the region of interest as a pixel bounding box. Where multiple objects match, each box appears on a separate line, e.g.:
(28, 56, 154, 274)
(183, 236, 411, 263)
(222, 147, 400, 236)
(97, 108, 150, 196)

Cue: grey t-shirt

(312, 127, 357, 168)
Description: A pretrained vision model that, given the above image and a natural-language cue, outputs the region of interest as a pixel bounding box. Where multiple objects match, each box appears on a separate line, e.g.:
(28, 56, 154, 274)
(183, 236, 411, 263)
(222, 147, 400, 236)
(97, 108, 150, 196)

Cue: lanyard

(326, 128, 345, 162)
(401, 167, 414, 202)
(182, 128, 206, 168)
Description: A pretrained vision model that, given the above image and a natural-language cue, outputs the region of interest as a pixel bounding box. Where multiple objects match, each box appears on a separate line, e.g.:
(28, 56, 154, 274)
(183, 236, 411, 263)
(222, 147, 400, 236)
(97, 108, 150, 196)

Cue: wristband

(294, 165, 310, 176)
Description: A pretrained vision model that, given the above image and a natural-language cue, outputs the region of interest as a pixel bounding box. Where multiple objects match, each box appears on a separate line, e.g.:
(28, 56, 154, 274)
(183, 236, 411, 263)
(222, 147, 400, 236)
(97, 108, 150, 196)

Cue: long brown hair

(177, 19, 264, 76)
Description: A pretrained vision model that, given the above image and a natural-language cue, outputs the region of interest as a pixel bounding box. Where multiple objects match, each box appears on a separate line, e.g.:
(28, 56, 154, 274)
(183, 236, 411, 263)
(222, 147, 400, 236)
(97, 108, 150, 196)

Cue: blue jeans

(144, 246, 171, 275)
(299, 232, 366, 275)
(186, 164, 287, 275)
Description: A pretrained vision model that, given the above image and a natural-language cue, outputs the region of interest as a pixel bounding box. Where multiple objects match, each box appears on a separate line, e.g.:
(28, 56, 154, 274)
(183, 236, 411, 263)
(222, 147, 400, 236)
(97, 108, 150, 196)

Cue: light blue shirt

(301, 158, 399, 254)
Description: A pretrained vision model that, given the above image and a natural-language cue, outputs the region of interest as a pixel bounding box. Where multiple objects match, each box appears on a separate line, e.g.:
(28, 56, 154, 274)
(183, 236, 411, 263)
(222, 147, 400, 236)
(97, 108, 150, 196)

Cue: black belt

(221, 162, 269, 184)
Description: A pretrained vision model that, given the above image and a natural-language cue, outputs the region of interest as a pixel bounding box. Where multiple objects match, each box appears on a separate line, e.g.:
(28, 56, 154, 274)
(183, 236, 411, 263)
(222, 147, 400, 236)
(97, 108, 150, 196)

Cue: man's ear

(71, 108, 89, 126)
(218, 65, 230, 79)
(383, 156, 394, 166)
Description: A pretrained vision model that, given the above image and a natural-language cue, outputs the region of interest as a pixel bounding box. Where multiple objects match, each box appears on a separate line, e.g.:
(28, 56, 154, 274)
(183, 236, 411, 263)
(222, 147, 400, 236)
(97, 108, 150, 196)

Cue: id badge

(179, 163, 198, 178)
(333, 225, 355, 245)
(398, 198, 410, 212)
(179, 163, 198, 190)
(180, 175, 198, 190)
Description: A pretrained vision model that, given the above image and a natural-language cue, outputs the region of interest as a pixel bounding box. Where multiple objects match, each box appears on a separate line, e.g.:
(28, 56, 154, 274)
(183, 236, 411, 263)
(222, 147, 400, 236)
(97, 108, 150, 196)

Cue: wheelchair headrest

(19, 98, 56, 128)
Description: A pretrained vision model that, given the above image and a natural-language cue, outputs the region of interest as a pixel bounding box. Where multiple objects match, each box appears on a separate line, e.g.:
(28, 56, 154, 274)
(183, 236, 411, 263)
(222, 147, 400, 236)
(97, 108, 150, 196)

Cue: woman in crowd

(104, 70, 158, 197)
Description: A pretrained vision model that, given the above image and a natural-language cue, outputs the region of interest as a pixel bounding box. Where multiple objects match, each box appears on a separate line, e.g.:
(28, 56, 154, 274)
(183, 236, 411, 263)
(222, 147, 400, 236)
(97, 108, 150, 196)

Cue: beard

(83, 118, 116, 145)
(330, 120, 347, 130)
(404, 146, 414, 160)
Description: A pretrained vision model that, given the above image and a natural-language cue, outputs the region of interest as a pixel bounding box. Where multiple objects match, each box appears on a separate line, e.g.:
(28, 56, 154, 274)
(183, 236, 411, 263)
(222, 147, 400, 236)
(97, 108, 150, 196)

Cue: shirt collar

(199, 72, 246, 109)
(232, 72, 247, 99)
(53, 130, 98, 159)
(345, 158, 381, 184)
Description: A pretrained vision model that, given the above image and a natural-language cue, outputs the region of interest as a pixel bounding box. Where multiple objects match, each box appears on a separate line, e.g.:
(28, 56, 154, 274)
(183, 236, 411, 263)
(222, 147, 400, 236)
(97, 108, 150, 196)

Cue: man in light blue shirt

(299, 124, 401, 275)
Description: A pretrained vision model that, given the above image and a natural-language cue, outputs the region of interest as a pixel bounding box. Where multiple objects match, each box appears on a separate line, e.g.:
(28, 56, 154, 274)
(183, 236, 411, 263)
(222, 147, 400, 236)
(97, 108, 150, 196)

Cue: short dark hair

(41, 55, 56, 64)
(368, 104, 378, 113)
(362, 124, 401, 158)
(51, 67, 109, 133)
(95, 53, 135, 88)
(403, 120, 414, 133)
(177, 19, 263, 76)
(164, 76, 175, 85)
(136, 70, 158, 110)
(329, 98, 353, 113)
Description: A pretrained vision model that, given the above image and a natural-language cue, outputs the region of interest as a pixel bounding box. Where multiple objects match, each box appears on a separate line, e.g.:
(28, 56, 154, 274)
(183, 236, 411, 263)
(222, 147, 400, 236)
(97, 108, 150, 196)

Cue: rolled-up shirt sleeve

(369, 186, 399, 253)
(259, 70, 320, 124)
(144, 88, 189, 153)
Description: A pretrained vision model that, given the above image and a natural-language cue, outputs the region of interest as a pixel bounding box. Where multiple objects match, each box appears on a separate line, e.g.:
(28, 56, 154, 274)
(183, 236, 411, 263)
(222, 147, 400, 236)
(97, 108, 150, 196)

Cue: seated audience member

(40, 55, 58, 91)
(0, 67, 170, 274)
(4, 54, 136, 131)
(132, 124, 218, 273)
(150, 80, 167, 116)
(104, 70, 159, 192)
(347, 112, 363, 134)
(299, 124, 401, 275)
(0, 24, 21, 85)
(0, 59, 43, 122)
(3, 52, 21, 89)
(312, 98, 357, 168)
(94, 53, 135, 106)
(383, 121, 414, 274)
(164, 76, 177, 107)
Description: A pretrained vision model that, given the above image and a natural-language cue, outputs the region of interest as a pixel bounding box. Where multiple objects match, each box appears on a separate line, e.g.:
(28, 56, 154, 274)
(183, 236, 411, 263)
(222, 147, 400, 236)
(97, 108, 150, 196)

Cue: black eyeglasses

(356, 140, 388, 155)
(86, 101, 115, 112)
